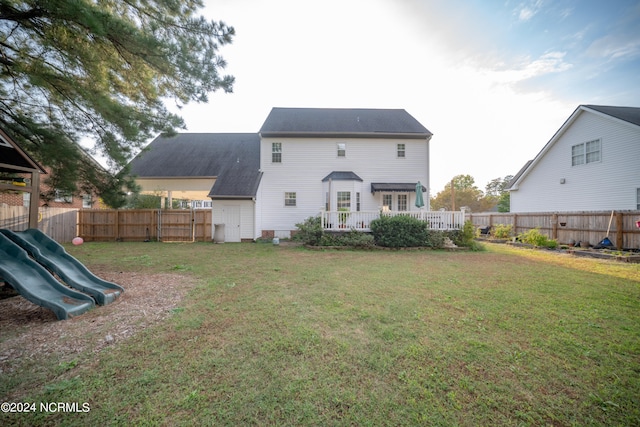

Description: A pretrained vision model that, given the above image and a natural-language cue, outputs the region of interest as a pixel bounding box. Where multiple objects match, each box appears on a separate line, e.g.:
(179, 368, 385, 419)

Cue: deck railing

(320, 210, 466, 231)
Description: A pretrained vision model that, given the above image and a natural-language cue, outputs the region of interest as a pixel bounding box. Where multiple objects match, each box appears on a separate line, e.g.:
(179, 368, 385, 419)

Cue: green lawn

(1, 242, 639, 426)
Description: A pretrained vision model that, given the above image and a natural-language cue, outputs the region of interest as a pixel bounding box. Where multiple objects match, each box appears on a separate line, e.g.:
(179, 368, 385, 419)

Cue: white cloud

(587, 35, 640, 62)
(515, 0, 544, 22)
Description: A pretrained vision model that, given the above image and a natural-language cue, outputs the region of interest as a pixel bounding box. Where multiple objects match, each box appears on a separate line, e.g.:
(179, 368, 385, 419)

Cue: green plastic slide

(0, 233, 94, 320)
(0, 229, 124, 305)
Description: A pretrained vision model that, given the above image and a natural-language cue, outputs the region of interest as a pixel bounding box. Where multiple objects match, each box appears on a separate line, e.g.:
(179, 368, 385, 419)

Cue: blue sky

(170, 0, 640, 194)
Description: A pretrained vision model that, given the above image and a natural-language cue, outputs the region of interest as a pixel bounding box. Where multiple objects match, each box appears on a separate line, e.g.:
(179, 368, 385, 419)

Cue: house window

(382, 194, 392, 211)
(82, 194, 92, 208)
(397, 194, 407, 211)
(337, 191, 350, 210)
(272, 143, 282, 163)
(54, 189, 73, 203)
(572, 139, 601, 166)
(337, 143, 346, 157)
(23, 192, 30, 208)
(285, 192, 296, 206)
(637, 188, 640, 210)
(356, 192, 361, 211)
(325, 192, 329, 210)
(397, 143, 405, 158)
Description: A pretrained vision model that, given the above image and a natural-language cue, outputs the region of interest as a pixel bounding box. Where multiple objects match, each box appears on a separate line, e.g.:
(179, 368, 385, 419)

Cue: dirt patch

(0, 270, 197, 375)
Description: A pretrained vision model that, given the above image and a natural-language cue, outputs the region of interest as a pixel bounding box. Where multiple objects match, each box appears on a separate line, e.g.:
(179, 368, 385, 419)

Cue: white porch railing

(320, 210, 466, 231)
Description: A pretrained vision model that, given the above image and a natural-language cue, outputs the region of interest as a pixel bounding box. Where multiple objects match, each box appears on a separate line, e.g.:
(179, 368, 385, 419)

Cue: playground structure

(0, 229, 124, 320)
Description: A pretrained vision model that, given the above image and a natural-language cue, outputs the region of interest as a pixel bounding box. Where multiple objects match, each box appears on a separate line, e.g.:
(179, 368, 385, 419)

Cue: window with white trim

(572, 139, 601, 166)
(397, 194, 408, 211)
(54, 189, 73, 203)
(356, 192, 361, 211)
(637, 188, 640, 210)
(272, 142, 282, 163)
(82, 194, 92, 208)
(397, 143, 405, 158)
(337, 191, 350, 210)
(285, 192, 296, 206)
(337, 143, 346, 157)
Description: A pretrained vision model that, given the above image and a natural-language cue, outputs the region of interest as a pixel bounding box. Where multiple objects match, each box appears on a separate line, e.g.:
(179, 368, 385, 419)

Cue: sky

(168, 0, 640, 194)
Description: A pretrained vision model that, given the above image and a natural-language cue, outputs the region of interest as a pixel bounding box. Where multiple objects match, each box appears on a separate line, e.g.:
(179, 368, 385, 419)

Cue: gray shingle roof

(128, 133, 261, 198)
(259, 108, 432, 138)
(321, 171, 363, 182)
(584, 105, 640, 127)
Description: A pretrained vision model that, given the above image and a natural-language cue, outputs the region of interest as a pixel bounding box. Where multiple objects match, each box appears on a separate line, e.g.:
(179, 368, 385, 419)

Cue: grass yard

(1, 242, 639, 426)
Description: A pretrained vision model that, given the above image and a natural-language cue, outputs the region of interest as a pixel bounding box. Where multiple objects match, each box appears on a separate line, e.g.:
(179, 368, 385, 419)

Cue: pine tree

(0, 0, 234, 206)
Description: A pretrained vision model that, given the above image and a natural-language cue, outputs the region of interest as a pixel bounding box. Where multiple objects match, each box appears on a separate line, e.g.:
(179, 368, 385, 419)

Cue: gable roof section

(0, 128, 46, 174)
(507, 104, 640, 190)
(129, 133, 261, 198)
(259, 108, 432, 139)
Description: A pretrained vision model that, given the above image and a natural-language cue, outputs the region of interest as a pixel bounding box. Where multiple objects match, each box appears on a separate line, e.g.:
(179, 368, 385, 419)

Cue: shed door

(221, 205, 241, 242)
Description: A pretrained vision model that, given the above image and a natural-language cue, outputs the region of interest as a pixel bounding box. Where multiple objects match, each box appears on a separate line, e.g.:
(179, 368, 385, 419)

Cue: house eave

(259, 131, 431, 140)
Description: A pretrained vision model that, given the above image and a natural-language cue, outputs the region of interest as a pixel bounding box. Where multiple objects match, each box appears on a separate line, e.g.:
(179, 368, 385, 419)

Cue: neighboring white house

(508, 105, 640, 212)
(129, 107, 435, 242)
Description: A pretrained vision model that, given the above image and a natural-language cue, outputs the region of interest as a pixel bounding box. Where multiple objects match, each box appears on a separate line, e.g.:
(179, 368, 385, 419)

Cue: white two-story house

(256, 108, 432, 238)
(129, 107, 439, 242)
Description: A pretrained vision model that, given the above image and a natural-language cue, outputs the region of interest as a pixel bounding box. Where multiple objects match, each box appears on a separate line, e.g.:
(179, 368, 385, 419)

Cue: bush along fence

(467, 210, 640, 250)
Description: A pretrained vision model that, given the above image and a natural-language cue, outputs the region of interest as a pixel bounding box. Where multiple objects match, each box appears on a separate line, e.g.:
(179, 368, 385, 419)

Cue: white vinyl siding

(259, 136, 429, 231)
(510, 109, 640, 212)
(212, 200, 256, 242)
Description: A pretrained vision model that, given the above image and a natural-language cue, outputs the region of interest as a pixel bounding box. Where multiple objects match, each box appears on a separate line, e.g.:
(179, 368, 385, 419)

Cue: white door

(221, 205, 241, 242)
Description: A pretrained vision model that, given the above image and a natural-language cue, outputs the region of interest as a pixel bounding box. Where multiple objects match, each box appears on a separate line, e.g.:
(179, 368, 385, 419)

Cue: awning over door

(371, 183, 426, 193)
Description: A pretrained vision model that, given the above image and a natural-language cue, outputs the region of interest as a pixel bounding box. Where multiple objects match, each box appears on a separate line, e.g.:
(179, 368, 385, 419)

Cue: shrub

(294, 216, 324, 246)
(492, 224, 513, 239)
(518, 228, 558, 249)
(451, 220, 484, 251)
(370, 215, 430, 248)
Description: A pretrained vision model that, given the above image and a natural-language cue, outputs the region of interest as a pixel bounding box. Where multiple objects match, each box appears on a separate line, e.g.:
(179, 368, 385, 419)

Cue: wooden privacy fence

(79, 209, 212, 242)
(0, 206, 78, 243)
(467, 210, 640, 249)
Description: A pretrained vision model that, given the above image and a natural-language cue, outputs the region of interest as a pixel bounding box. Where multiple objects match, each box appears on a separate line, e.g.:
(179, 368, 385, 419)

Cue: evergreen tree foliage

(0, 0, 234, 207)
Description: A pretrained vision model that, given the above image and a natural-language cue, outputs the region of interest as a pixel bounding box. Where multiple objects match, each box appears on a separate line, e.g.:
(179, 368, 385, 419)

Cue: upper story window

(272, 142, 282, 163)
(285, 192, 296, 207)
(572, 139, 601, 166)
(54, 189, 73, 203)
(82, 194, 92, 208)
(637, 188, 640, 210)
(337, 143, 346, 157)
(397, 143, 405, 158)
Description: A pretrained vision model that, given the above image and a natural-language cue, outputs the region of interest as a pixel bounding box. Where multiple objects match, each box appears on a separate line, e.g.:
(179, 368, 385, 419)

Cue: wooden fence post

(552, 213, 558, 240)
(616, 212, 624, 249)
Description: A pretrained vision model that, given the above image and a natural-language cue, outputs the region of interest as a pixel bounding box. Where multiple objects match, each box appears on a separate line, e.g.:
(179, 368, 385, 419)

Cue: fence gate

(157, 209, 195, 242)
